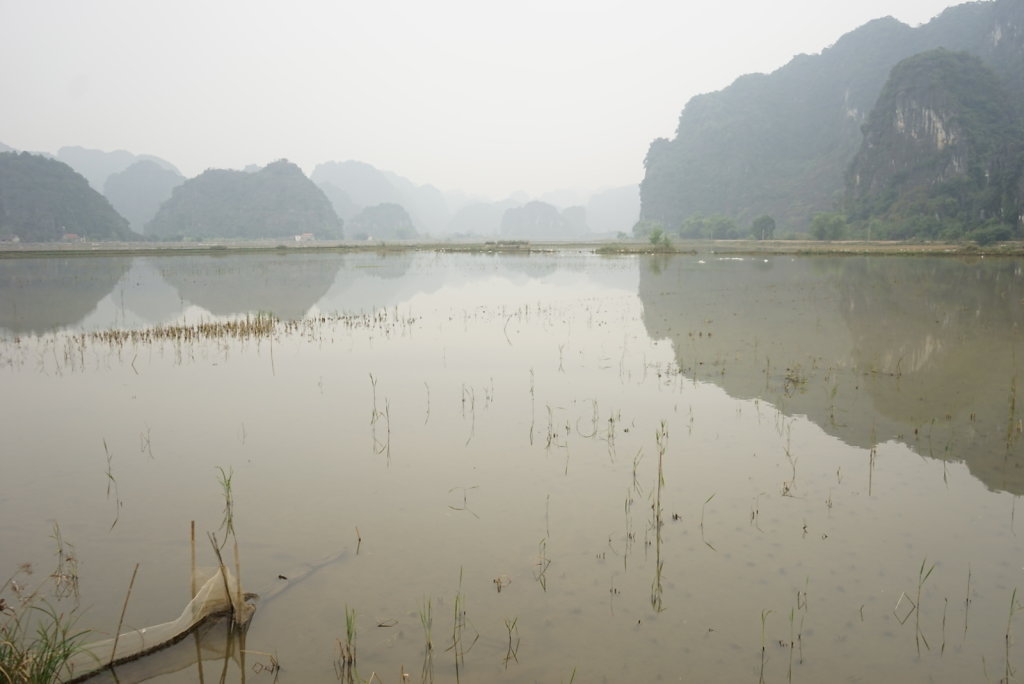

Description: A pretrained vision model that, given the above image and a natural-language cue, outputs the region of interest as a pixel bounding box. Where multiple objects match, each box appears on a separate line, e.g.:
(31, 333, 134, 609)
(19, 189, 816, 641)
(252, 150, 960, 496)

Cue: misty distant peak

(56, 146, 180, 192)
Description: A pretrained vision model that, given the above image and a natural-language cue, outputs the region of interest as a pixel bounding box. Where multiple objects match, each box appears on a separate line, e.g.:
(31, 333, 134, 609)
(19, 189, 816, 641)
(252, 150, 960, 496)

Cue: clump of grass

(344, 605, 357, 663)
(334, 605, 357, 681)
(1, 564, 89, 683)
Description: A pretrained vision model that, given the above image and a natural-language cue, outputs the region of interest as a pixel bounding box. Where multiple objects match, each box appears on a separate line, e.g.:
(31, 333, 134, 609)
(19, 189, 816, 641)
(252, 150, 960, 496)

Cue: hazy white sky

(1, 0, 962, 199)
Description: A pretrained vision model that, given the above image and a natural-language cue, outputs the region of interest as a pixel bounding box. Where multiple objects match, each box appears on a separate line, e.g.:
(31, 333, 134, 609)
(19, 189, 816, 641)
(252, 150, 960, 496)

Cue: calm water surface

(1, 251, 1023, 683)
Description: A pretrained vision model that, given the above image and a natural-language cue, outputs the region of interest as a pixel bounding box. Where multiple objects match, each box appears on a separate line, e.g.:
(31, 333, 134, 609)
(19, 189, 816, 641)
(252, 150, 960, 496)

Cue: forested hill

(639, 0, 1024, 239)
(0, 152, 135, 242)
(146, 160, 343, 240)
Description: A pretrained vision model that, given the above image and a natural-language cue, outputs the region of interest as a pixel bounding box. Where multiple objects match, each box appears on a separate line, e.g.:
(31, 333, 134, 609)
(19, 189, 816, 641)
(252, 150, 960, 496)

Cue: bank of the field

(2, 238, 1024, 258)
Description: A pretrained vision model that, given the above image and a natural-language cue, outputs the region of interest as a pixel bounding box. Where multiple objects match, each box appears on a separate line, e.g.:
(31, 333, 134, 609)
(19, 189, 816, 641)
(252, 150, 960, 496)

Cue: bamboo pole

(190, 520, 197, 599)
(111, 563, 140, 665)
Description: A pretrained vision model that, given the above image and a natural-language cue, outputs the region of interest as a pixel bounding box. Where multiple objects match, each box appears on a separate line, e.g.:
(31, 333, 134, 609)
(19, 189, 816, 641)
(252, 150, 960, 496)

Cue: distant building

(294, 232, 315, 242)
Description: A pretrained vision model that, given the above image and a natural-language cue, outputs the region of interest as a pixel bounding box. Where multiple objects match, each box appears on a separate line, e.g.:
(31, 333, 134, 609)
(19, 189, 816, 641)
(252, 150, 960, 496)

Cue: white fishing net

(62, 565, 254, 683)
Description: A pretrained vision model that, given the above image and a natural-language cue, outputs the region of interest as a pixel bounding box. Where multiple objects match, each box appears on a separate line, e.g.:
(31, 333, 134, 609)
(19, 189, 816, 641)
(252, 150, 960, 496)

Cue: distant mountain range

(55, 145, 181, 192)
(0, 143, 640, 242)
(6, 1, 1024, 244)
(104, 160, 184, 233)
(310, 159, 639, 238)
(640, 0, 1024, 241)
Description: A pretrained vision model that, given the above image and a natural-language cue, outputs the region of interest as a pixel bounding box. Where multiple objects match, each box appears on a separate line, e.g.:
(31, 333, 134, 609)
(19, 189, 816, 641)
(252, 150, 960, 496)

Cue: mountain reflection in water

(638, 254, 1024, 495)
(0, 257, 131, 334)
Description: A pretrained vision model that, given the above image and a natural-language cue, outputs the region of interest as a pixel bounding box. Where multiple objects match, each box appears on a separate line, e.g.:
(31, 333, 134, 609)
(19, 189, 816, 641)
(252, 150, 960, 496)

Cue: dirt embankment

(2, 238, 1023, 258)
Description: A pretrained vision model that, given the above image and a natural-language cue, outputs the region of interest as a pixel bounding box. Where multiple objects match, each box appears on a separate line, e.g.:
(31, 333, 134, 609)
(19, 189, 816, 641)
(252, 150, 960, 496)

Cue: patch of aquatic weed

(88, 312, 279, 345)
(78, 309, 420, 348)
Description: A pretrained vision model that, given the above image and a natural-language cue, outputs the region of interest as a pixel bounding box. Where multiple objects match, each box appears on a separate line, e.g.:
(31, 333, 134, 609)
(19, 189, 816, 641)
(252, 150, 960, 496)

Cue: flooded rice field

(2, 250, 1023, 683)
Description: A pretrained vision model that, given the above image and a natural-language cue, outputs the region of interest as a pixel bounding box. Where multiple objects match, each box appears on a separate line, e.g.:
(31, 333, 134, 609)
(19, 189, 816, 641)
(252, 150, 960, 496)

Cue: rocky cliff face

(845, 49, 1023, 234)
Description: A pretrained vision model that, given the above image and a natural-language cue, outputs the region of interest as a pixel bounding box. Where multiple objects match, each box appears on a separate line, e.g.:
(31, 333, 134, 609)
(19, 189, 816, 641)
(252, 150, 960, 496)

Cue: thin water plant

(759, 609, 773, 684)
(447, 568, 479, 677)
(103, 439, 122, 531)
(49, 522, 79, 601)
(216, 466, 236, 548)
(1007, 375, 1019, 453)
(419, 596, 435, 684)
(503, 617, 519, 669)
(964, 565, 972, 642)
(534, 539, 551, 591)
(1006, 588, 1021, 683)
(700, 493, 716, 551)
(462, 384, 476, 446)
(447, 486, 480, 519)
(419, 597, 433, 653)
(788, 607, 795, 683)
(650, 421, 667, 613)
(915, 557, 936, 654)
(369, 375, 392, 459)
(528, 367, 536, 446)
(941, 597, 948, 656)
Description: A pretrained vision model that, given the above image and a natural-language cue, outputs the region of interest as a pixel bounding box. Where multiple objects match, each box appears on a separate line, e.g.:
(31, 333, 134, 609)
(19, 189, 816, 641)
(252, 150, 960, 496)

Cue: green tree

(752, 215, 776, 240)
(709, 216, 740, 239)
(633, 219, 664, 239)
(679, 215, 709, 239)
(811, 212, 847, 241)
(648, 228, 671, 248)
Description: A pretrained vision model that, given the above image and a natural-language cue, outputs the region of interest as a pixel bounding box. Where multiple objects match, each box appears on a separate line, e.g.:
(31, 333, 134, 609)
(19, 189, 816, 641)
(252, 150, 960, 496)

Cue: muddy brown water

(2, 250, 1023, 682)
